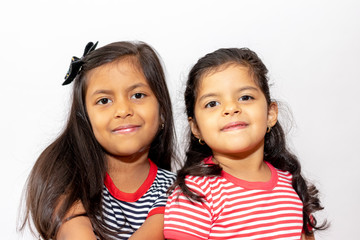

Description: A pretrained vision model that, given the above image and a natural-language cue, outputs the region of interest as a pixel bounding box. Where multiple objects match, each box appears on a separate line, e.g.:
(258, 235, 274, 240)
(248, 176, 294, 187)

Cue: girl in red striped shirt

(164, 48, 327, 240)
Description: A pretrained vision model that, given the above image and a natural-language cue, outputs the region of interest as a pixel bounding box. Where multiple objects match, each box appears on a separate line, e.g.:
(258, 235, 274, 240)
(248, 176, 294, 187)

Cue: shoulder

(267, 162, 294, 181)
(173, 174, 221, 197)
(156, 167, 176, 184)
(185, 174, 220, 187)
(275, 167, 294, 182)
(146, 168, 176, 196)
(268, 163, 295, 189)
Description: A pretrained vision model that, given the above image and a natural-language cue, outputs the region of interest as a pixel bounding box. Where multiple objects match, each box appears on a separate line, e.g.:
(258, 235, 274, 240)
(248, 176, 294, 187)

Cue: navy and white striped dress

(102, 159, 176, 239)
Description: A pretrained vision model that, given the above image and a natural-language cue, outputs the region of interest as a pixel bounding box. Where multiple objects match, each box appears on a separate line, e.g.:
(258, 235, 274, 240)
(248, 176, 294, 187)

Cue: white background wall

(1, 0, 359, 239)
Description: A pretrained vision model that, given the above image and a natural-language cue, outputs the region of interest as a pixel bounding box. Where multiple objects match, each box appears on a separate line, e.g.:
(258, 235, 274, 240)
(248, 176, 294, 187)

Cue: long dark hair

(20, 41, 175, 239)
(174, 47, 327, 236)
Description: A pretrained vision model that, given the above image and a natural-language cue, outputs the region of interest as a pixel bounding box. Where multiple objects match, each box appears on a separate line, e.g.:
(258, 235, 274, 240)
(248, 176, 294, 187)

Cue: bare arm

(302, 233, 315, 240)
(128, 214, 165, 240)
(56, 201, 97, 240)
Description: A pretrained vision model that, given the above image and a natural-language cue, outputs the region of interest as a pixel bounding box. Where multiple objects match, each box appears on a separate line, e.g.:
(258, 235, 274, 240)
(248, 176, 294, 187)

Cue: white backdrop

(1, 0, 359, 239)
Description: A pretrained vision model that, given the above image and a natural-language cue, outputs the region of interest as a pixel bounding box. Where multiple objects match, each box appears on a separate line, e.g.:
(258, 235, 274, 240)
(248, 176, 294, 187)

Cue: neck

(107, 149, 149, 172)
(212, 140, 271, 182)
(106, 150, 151, 193)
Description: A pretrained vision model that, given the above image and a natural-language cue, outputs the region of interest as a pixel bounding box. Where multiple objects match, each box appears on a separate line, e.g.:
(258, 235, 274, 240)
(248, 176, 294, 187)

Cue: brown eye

(239, 95, 254, 101)
(96, 98, 112, 105)
(205, 101, 220, 108)
(131, 93, 146, 99)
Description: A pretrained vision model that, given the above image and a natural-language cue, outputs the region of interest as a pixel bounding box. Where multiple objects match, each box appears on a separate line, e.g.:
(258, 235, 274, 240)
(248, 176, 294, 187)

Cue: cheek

(252, 102, 269, 120)
(86, 108, 105, 134)
(86, 108, 96, 126)
(148, 114, 160, 132)
(152, 111, 161, 130)
(143, 103, 160, 131)
(87, 116, 100, 137)
(253, 109, 270, 133)
(194, 112, 216, 137)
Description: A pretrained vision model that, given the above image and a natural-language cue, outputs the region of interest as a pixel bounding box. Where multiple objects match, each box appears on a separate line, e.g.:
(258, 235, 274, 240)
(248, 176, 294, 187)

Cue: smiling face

(190, 64, 278, 159)
(85, 58, 160, 159)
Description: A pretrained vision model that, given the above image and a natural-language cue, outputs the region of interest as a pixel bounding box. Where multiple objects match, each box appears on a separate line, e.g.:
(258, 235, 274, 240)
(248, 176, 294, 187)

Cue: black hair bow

(62, 41, 98, 85)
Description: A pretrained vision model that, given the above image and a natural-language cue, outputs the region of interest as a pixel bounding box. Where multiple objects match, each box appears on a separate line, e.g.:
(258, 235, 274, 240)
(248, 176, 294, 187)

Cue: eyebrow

(90, 83, 150, 97)
(91, 89, 114, 97)
(126, 82, 149, 92)
(198, 86, 259, 102)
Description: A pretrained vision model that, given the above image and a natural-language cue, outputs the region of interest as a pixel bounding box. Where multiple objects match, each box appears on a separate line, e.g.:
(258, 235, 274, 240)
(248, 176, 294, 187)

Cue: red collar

(205, 156, 278, 191)
(104, 159, 158, 202)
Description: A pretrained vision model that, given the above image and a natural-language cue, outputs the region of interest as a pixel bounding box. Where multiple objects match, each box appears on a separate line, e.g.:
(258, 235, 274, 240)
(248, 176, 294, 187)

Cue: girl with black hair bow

(20, 41, 177, 240)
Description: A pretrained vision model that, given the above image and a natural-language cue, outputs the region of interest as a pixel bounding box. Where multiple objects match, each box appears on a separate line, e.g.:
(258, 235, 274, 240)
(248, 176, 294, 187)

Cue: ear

(267, 102, 278, 127)
(188, 117, 201, 139)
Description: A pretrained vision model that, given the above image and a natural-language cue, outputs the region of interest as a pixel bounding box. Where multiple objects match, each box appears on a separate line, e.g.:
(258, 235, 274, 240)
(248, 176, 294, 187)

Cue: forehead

(197, 64, 257, 92)
(85, 58, 146, 89)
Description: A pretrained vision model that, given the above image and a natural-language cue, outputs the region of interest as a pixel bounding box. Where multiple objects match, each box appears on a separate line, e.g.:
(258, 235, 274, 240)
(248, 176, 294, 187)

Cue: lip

(112, 124, 141, 134)
(221, 121, 248, 131)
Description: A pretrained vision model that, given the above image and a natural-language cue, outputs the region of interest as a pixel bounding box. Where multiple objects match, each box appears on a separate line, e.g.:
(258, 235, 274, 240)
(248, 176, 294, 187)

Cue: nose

(114, 100, 133, 119)
(222, 101, 241, 116)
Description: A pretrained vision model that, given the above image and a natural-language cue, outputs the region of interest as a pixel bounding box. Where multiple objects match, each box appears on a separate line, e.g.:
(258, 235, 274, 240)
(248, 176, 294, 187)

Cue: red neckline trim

(205, 156, 278, 191)
(104, 159, 158, 202)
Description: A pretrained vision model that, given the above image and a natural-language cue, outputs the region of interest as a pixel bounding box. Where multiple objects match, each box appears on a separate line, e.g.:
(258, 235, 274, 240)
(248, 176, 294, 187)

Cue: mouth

(112, 125, 141, 134)
(221, 121, 248, 132)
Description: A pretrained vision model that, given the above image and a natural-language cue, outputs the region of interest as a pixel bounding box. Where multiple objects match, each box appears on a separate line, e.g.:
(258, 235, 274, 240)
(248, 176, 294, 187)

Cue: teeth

(120, 128, 132, 132)
(113, 127, 136, 133)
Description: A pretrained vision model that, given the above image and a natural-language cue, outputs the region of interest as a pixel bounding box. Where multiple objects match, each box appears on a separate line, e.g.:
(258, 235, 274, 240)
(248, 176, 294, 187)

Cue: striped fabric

(164, 157, 303, 240)
(102, 159, 176, 239)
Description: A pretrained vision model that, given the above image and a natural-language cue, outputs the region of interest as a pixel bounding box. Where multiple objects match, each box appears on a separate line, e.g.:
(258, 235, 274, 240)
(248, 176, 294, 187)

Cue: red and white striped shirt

(164, 157, 303, 240)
